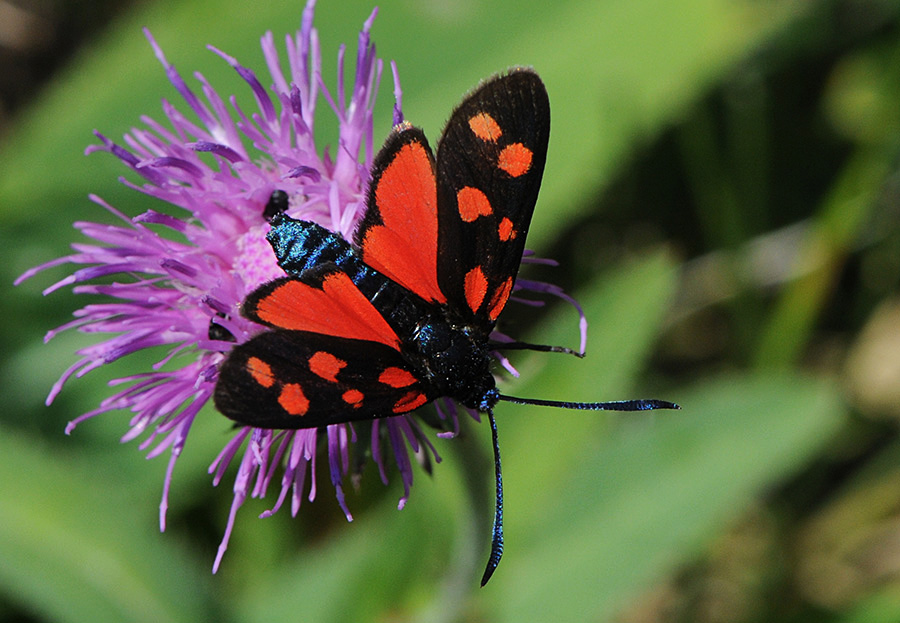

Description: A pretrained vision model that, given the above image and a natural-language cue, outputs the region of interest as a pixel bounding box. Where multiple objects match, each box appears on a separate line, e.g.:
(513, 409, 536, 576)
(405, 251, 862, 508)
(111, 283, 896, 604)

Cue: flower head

(18, 0, 587, 571)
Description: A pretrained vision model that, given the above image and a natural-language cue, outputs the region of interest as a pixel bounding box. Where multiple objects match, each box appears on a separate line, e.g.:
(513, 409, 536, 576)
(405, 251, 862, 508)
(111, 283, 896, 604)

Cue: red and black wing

(354, 125, 447, 305)
(434, 69, 550, 327)
(242, 266, 401, 350)
(355, 70, 549, 329)
(213, 265, 434, 429)
(217, 71, 549, 429)
(214, 330, 433, 430)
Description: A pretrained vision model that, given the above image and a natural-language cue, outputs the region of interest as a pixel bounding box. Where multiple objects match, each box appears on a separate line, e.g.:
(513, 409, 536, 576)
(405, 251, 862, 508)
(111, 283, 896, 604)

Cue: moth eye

(264, 189, 290, 221)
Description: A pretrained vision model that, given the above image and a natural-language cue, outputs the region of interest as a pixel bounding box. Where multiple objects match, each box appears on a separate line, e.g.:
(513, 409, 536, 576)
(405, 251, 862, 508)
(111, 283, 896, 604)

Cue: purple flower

(17, 0, 586, 571)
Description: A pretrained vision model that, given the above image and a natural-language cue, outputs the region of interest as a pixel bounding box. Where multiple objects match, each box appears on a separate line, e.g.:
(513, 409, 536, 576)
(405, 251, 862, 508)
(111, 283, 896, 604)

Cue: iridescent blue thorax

(267, 214, 497, 411)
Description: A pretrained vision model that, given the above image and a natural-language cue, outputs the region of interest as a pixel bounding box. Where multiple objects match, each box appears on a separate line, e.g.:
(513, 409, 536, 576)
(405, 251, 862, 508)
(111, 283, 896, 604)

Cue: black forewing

(434, 69, 550, 328)
(214, 331, 434, 430)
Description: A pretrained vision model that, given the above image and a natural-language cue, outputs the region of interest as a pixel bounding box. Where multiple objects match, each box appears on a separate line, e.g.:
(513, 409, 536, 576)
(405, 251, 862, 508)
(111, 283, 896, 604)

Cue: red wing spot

(246, 356, 275, 388)
(308, 351, 346, 382)
(498, 143, 533, 177)
(342, 389, 364, 408)
(393, 390, 429, 413)
(457, 186, 493, 222)
(488, 277, 514, 321)
(255, 275, 400, 350)
(468, 112, 502, 142)
(279, 383, 309, 416)
(498, 217, 517, 241)
(464, 266, 488, 314)
(379, 367, 418, 388)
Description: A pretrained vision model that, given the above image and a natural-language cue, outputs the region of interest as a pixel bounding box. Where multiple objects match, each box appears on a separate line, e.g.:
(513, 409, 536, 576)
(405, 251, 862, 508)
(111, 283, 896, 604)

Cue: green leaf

(0, 0, 834, 620)
(0, 0, 805, 241)
(499, 250, 680, 515)
(840, 587, 900, 623)
(231, 465, 469, 623)
(228, 251, 680, 620)
(490, 374, 846, 622)
(0, 427, 217, 623)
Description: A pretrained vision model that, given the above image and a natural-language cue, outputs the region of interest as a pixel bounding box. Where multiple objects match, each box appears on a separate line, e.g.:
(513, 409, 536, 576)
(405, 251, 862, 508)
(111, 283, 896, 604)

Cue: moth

(214, 69, 678, 584)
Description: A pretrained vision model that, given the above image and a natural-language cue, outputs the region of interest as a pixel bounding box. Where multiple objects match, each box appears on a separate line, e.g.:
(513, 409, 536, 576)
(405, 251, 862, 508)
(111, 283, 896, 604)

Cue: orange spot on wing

(498, 217, 516, 241)
(393, 390, 428, 413)
(246, 357, 275, 388)
(464, 266, 488, 314)
(342, 389, 364, 408)
(279, 383, 309, 416)
(468, 112, 502, 142)
(364, 141, 445, 304)
(308, 351, 346, 382)
(457, 186, 493, 222)
(255, 274, 400, 350)
(498, 143, 532, 177)
(379, 367, 417, 388)
(488, 277, 514, 321)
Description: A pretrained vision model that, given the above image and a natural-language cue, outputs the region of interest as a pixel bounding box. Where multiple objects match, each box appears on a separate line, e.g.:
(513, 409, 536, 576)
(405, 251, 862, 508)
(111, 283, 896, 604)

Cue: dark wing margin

(434, 69, 550, 327)
(214, 331, 434, 430)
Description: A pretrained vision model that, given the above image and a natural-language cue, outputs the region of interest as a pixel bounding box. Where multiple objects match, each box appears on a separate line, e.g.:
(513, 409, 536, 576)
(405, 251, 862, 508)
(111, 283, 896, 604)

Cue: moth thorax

(411, 316, 494, 407)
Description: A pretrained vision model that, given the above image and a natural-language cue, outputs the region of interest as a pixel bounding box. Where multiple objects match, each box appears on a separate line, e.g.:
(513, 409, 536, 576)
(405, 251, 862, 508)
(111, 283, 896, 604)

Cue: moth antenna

(480, 409, 504, 587)
(490, 341, 584, 358)
(499, 395, 680, 411)
(477, 395, 677, 585)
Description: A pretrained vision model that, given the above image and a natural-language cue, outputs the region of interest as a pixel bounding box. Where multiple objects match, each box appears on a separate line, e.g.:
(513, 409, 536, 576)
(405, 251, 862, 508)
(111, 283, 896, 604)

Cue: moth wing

(435, 69, 550, 326)
(214, 330, 434, 429)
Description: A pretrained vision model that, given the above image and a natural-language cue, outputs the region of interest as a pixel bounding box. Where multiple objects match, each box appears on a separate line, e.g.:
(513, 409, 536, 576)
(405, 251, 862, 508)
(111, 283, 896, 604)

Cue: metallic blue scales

(215, 72, 681, 588)
(267, 213, 417, 335)
(265, 213, 500, 413)
(267, 213, 364, 279)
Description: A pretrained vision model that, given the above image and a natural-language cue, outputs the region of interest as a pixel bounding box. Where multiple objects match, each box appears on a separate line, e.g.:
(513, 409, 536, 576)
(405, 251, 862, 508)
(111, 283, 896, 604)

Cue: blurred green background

(2, 0, 899, 621)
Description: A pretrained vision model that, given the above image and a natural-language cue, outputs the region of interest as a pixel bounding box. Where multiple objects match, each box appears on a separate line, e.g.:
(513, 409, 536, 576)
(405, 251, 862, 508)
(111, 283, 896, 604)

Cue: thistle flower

(17, 0, 587, 571)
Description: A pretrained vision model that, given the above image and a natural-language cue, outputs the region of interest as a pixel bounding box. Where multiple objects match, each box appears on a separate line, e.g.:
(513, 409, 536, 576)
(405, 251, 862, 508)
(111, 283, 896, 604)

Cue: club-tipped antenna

(479, 395, 678, 586)
(499, 395, 680, 411)
(480, 409, 504, 586)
